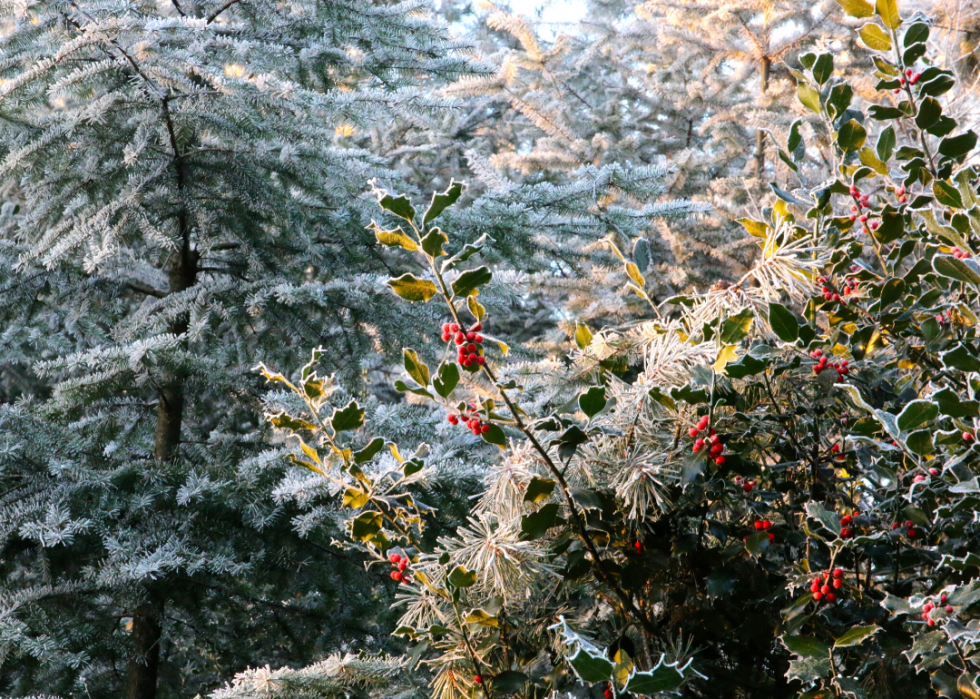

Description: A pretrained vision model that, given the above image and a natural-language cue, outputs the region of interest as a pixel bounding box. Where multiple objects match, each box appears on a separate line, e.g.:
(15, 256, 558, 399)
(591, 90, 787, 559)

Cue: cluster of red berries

(810, 567, 845, 602)
(920, 595, 954, 627)
(894, 185, 908, 204)
(839, 514, 854, 539)
(816, 276, 845, 304)
(936, 309, 952, 325)
(951, 246, 972, 259)
(447, 404, 491, 435)
(733, 475, 757, 492)
(692, 425, 726, 465)
(913, 468, 940, 482)
(810, 349, 849, 378)
(848, 184, 871, 210)
(847, 206, 880, 235)
(388, 552, 412, 583)
(753, 519, 775, 544)
(442, 321, 486, 368)
(890, 520, 918, 538)
(830, 443, 845, 461)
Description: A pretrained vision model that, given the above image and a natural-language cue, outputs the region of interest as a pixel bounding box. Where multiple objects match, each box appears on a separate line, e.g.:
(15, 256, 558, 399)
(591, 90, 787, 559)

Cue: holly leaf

(835, 625, 880, 648)
(331, 400, 364, 433)
(798, 84, 821, 114)
(403, 348, 430, 387)
(524, 477, 556, 503)
(782, 635, 831, 658)
(768, 302, 800, 342)
(623, 658, 687, 694)
(934, 181, 964, 209)
(451, 266, 492, 298)
(420, 228, 448, 258)
(875, 0, 900, 29)
(859, 23, 892, 51)
(350, 511, 382, 541)
(579, 386, 607, 419)
(423, 180, 463, 224)
(568, 646, 614, 684)
(373, 223, 417, 251)
(448, 566, 477, 588)
(934, 255, 980, 287)
(377, 192, 416, 222)
(521, 503, 561, 540)
(388, 274, 438, 303)
(897, 400, 939, 432)
(353, 437, 385, 465)
(836, 0, 873, 17)
(838, 119, 868, 152)
(432, 362, 460, 398)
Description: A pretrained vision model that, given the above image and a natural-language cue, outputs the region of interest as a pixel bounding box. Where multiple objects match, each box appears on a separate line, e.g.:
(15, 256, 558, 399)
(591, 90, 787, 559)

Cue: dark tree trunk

(125, 604, 162, 699)
(755, 55, 772, 179)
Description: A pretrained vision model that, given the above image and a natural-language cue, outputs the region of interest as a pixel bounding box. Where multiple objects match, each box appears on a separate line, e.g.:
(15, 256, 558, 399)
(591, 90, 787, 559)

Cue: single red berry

(715, 456, 726, 465)
(963, 432, 974, 442)
(927, 618, 935, 626)
(840, 528, 851, 538)
(474, 675, 482, 685)
(904, 521, 913, 528)
(945, 605, 953, 613)
(455, 333, 465, 345)
(813, 591, 823, 601)
(762, 520, 772, 530)
(634, 541, 642, 551)
(754, 521, 763, 530)
(476, 356, 486, 365)
(941, 593, 948, 603)
(929, 468, 939, 476)
(698, 416, 710, 429)
(441, 332, 451, 342)
(892, 522, 899, 529)
(710, 443, 724, 456)
(398, 559, 408, 571)
(689, 427, 699, 438)
(768, 532, 775, 543)
(480, 424, 490, 434)
(471, 323, 482, 332)
(388, 553, 400, 563)
(821, 584, 831, 595)
(604, 690, 613, 699)
(899, 195, 907, 203)
(743, 481, 752, 492)
(474, 334, 483, 343)
(911, 72, 921, 84)
(833, 578, 843, 589)
(390, 571, 403, 582)
(693, 438, 704, 452)
(826, 592, 836, 602)
(907, 529, 917, 538)
(466, 332, 476, 341)
(449, 324, 459, 333)
(832, 568, 843, 579)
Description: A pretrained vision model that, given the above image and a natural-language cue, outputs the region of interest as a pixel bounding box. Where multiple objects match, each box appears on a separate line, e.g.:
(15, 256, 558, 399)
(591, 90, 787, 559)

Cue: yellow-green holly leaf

(387, 273, 438, 303)
(875, 0, 901, 30)
(859, 23, 892, 51)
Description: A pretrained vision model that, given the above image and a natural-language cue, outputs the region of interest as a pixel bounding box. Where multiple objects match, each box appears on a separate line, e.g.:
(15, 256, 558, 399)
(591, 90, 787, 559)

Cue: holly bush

(253, 3, 980, 698)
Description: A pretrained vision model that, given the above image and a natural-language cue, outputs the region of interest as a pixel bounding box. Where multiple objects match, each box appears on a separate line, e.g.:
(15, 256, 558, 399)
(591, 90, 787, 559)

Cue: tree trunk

(125, 605, 162, 699)
(153, 234, 197, 462)
(754, 55, 771, 180)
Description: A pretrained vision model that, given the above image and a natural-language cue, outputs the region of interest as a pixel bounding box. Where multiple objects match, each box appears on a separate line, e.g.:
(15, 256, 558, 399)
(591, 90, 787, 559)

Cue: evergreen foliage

(243, 7, 980, 699)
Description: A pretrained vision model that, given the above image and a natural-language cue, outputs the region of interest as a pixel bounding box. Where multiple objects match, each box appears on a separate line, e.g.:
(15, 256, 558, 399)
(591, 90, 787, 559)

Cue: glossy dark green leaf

(451, 266, 492, 298)
(423, 180, 463, 224)
(331, 400, 365, 433)
(768, 302, 800, 342)
(579, 386, 607, 419)
(520, 503, 561, 540)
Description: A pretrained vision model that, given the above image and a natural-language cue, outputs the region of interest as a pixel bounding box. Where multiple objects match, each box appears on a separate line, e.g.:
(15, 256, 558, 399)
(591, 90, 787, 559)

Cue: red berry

(929, 468, 939, 476)
(892, 522, 899, 529)
(442, 332, 451, 342)
(911, 72, 921, 84)
(833, 578, 843, 589)
(388, 553, 400, 563)
(448, 414, 459, 425)
(904, 521, 913, 528)
(474, 334, 483, 343)
(450, 324, 459, 333)
(927, 618, 935, 626)
(768, 532, 775, 543)
(698, 416, 710, 429)
(476, 356, 486, 365)
(821, 584, 831, 595)
(710, 443, 724, 456)
(455, 333, 465, 345)
(941, 594, 948, 603)
(715, 456, 726, 465)
(743, 481, 752, 492)
(826, 592, 836, 602)
(604, 690, 613, 699)
(813, 591, 823, 600)
(840, 528, 851, 538)
(474, 675, 482, 684)
(907, 529, 917, 538)
(471, 323, 482, 332)
(831, 444, 840, 453)
(963, 432, 974, 442)
(390, 571, 403, 582)
(945, 605, 953, 613)
(634, 541, 642, 551)
(466, 332, 476, 341)
(693, 439, 704, 452)
(480, 424, 490, 434)
(840, 515, 852, 526)
(398, 559, 408, 571)
(899, 195, 907, 203)
(762, 520, 772, 530)
(689, 427, 700, 438)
